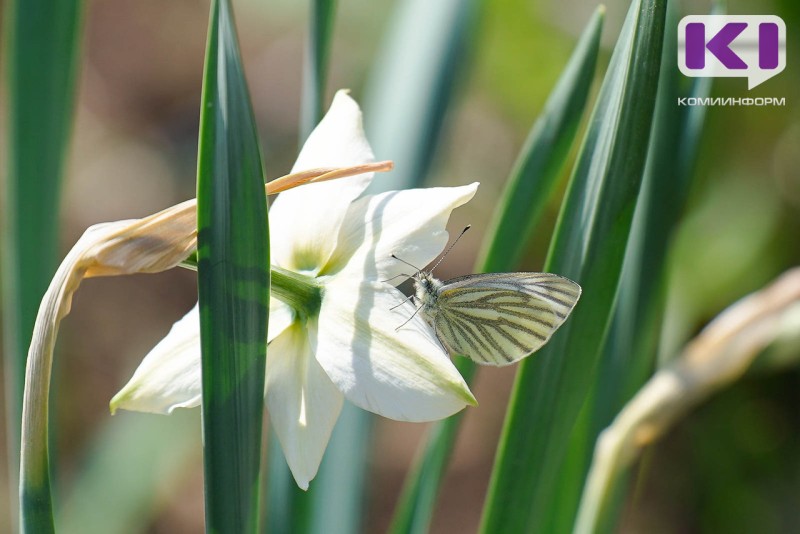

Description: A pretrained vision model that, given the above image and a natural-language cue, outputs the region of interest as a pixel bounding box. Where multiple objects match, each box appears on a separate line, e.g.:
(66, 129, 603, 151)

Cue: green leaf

(364, 0, 480, 193)
(307, 405, 372, 533)
(479, 0, 668, 532)
(558, 5, 715, 531)
(594, 1, 714, 442)
(6, 0, 84, 531)
(388, 8, 604, 534)
(196, 0, 270, 532)
(300, 0, 337, 141)
(265, 445, 306, 534)
(548, 2, 715, 531)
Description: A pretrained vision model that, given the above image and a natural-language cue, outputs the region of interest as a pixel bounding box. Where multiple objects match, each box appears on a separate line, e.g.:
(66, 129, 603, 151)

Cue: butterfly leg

(395, 305, 423, 331)
(390, 293, 415, 310)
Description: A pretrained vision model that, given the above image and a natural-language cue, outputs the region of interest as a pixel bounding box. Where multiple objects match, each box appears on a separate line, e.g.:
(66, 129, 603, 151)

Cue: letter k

(686, 22, 748, 69)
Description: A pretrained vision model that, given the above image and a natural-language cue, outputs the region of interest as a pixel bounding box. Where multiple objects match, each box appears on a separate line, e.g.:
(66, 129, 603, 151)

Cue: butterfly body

(412, 271, 581, 366)
(414, 272, 444, 317)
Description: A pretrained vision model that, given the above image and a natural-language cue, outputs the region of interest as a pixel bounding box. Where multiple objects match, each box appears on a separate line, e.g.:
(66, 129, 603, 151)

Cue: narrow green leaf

(555, 6, 715, 532)
(480, 1, 668, 532)
(300, 0, 337, 141)
(5, 0, 84, 531)
(364, 0, 480, 193)
(476, 7, 605, 273)
(307, 404, 373, 534)
(606, 5, 714, 412)
(388, 9, 604, 534)
(196, 0, 270, 532)
(548, 2, 716, 531)
(265, 445, 305, 534)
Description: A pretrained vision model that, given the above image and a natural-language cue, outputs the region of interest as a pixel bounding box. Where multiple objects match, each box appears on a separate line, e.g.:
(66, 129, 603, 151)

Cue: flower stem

(180, 257, 322, 319)
(270, 266, 322, 319)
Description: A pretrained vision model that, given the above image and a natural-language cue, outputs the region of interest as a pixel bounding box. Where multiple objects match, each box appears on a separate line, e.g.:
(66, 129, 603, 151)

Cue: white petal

(269, 91, 375, 274)
(321, 183, 479, 282)
(110, 299, 294, 414)
(266, 322, 344, 490)
(291, 91, 374, 174)
(267, 298, 296, 342)
(315, 280, 476, 422)
(110, 304, 203, 414)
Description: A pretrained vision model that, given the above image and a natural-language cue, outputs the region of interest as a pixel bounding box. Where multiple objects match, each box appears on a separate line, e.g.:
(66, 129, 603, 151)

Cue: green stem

(181, 257, 322, 320)
(270, 266, 322, 319)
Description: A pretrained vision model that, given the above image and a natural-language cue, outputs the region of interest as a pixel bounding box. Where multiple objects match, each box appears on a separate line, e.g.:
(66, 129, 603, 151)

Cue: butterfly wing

(432, 272, 581, 366)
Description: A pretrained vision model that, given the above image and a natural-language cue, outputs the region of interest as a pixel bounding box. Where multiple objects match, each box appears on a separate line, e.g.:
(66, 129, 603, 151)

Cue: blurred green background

(0, 0, 798, 531)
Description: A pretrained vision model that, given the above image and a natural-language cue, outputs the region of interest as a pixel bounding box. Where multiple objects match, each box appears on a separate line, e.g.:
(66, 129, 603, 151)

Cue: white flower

(112, 91, 479, 489)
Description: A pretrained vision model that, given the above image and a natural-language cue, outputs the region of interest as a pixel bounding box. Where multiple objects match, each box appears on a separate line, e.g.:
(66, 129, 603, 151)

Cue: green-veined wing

(429, 272, 581, 366)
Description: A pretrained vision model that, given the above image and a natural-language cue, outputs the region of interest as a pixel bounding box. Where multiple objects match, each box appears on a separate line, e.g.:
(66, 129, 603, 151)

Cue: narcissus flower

(112, 91, 479, 489)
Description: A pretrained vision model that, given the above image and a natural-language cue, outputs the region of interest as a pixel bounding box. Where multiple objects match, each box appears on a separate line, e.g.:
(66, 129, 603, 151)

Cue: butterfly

(392, 227, 581, 366)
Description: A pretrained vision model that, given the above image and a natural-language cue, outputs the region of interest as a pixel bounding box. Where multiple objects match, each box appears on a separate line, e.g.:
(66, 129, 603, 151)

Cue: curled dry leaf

(574, 267, 800, 534)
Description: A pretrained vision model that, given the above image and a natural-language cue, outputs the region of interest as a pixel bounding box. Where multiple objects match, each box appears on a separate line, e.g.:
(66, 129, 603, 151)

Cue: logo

(678, 15, 786, 89)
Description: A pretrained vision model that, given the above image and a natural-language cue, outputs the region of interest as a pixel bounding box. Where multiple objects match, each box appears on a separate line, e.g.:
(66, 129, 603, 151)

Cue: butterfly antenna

(381, 273, 413, 283)
(391, 254, 422, 277)
(430, 225, 471, 274)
